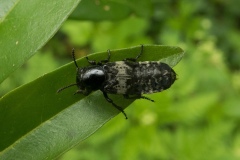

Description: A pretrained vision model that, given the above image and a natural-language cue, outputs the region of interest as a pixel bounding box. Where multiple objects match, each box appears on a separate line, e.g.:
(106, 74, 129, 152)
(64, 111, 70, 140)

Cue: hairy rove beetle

(57, 45, 176, 119)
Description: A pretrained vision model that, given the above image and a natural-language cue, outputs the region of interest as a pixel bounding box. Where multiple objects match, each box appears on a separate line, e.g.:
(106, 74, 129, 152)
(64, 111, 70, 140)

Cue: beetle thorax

(77, 66, 106, 91)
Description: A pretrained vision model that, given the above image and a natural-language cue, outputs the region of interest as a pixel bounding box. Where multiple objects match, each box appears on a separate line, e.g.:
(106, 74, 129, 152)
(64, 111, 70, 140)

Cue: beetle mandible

(57, 45, 176, 119)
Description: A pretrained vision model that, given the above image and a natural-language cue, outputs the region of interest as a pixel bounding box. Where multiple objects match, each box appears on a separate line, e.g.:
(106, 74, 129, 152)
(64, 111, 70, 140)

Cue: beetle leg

(102, 91, 128, 119)
(86, 56, 97, 65)
(123, 44, 143, 62)
(123, 94, 154, 102)
(99, 49, 111, 64)
(86, 50, 111, 65)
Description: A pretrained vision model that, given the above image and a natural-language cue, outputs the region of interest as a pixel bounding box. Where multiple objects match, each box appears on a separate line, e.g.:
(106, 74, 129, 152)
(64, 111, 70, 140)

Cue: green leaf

(0, 45, 184, 159)
(69, 0, 152, 21)
(0, 0, 81, 84)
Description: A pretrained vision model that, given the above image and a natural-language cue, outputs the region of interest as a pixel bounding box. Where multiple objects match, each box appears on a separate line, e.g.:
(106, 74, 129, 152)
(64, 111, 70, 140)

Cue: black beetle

(57, 45, 176, 119)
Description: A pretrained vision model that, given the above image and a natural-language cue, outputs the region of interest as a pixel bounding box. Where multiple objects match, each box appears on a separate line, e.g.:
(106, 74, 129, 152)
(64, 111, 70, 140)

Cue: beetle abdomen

(103, 61, 176, 95)
(131, 61, 176, 94)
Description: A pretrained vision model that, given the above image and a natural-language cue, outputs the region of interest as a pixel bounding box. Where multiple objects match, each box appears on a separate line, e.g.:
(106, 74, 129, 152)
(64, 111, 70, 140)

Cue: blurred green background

(1, 0, 240, 159)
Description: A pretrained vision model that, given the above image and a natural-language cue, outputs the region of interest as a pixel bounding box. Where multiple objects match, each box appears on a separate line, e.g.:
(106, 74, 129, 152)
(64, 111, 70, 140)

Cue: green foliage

(70, 0, 151, 21)
(1, 0, 240, 160)
(0, 0, 81, 84)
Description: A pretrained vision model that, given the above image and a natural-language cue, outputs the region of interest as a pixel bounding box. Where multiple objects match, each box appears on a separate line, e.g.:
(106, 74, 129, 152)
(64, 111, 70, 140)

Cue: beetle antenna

(57, 83, 77, 93)
(72, 48, 79, 69)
